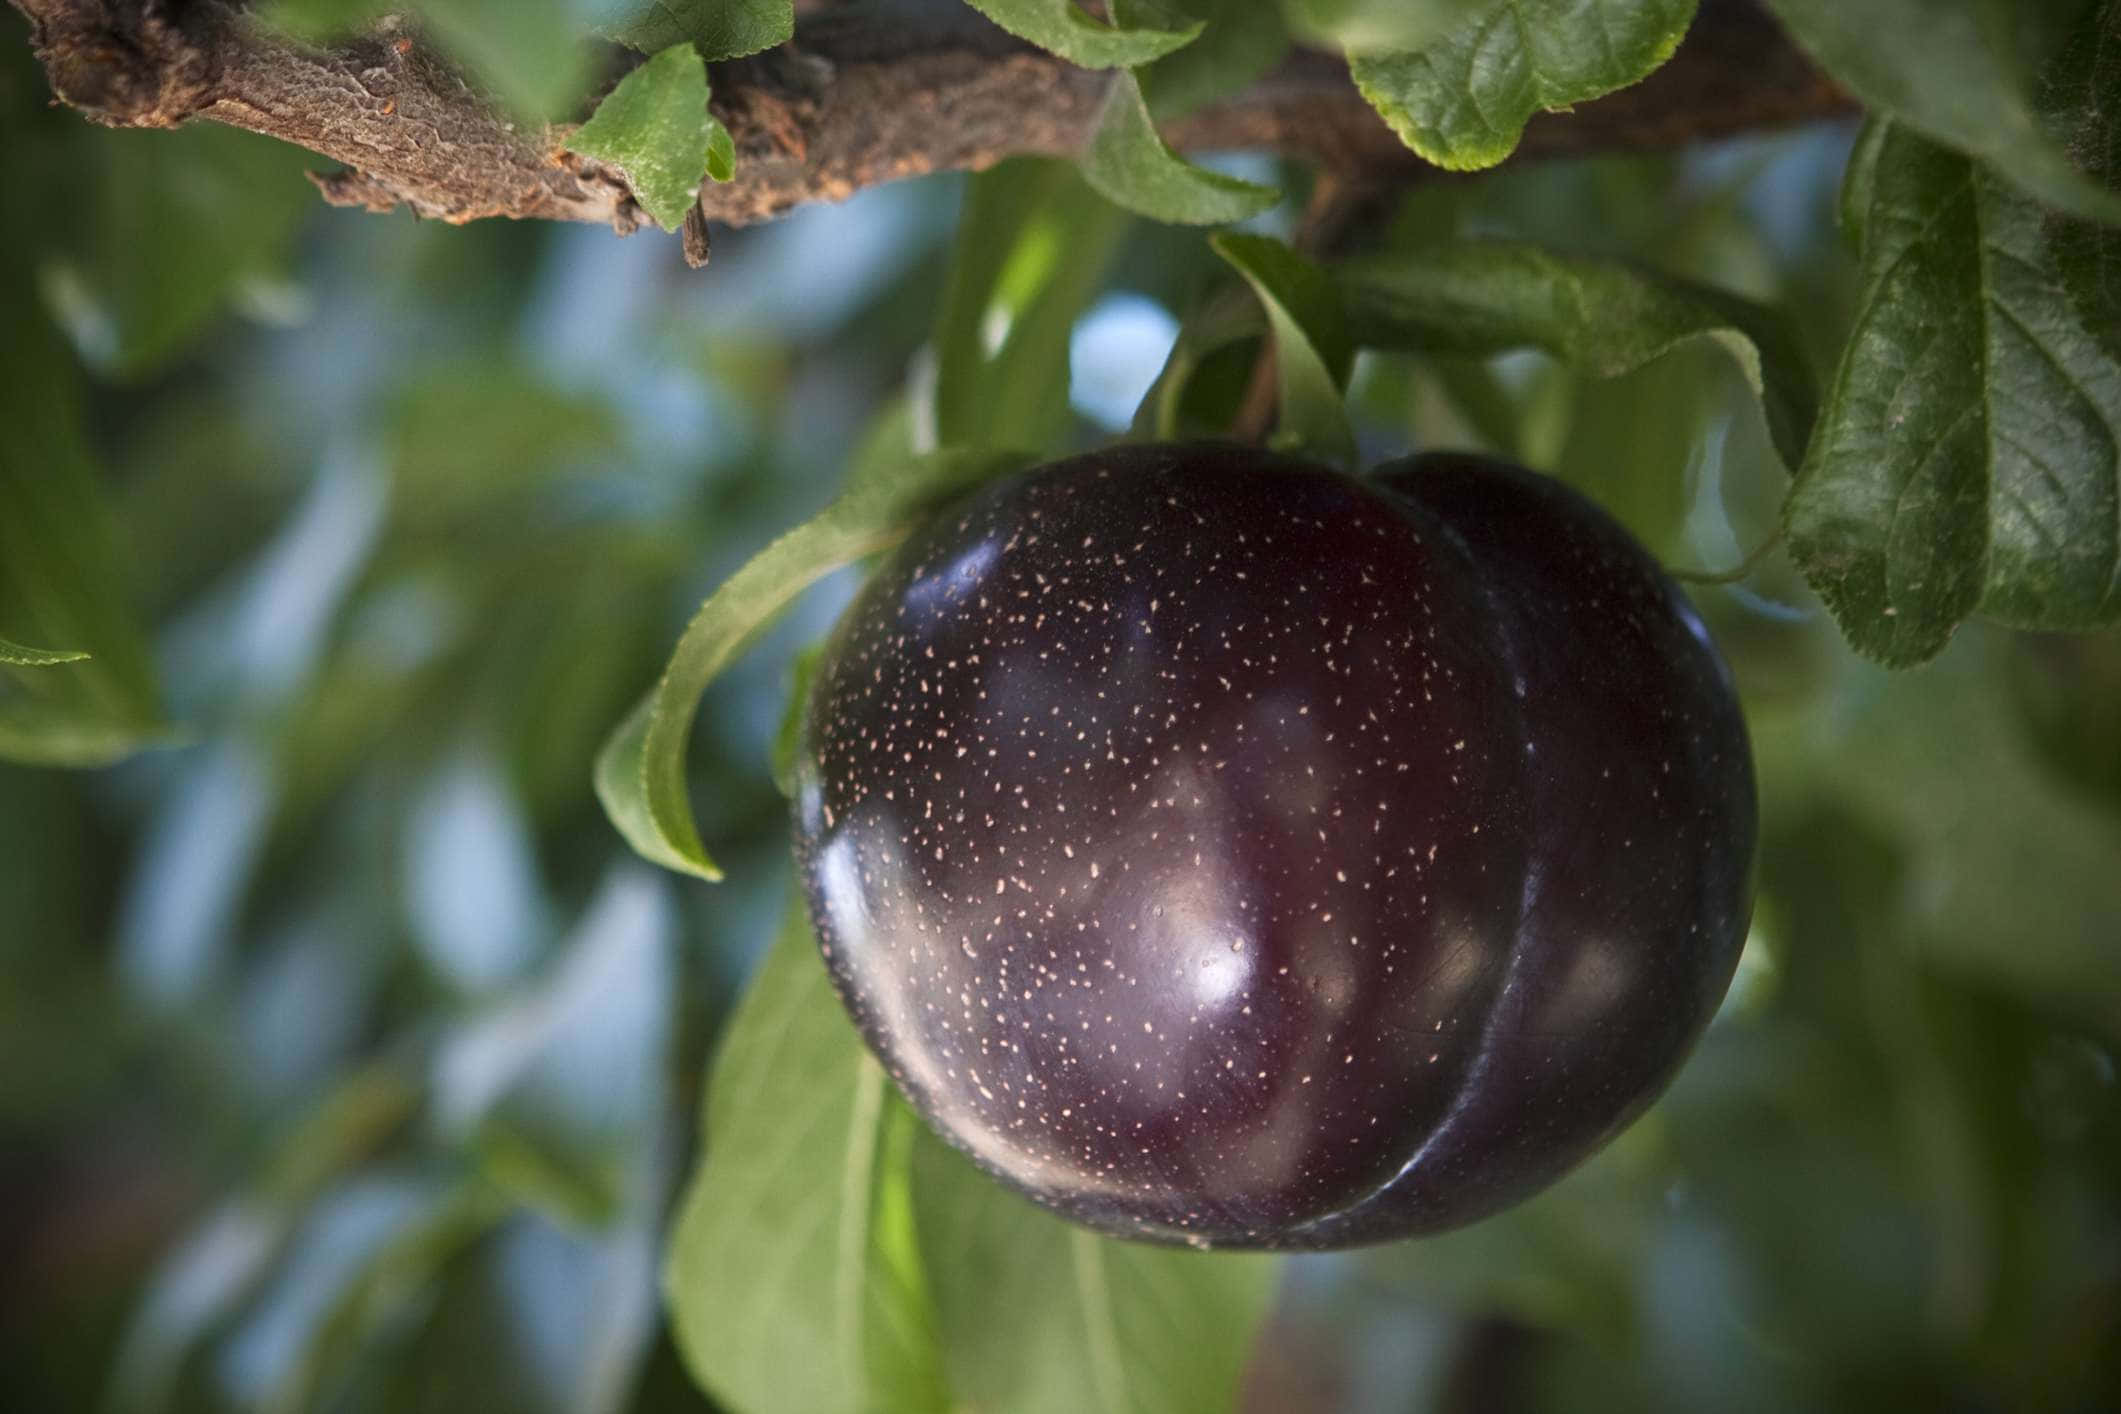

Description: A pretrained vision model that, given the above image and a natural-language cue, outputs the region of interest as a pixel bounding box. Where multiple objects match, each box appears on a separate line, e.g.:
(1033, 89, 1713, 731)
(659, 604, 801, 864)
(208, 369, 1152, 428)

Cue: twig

(1670, 526, 1788, 585)
(8, 0, 1852, 269)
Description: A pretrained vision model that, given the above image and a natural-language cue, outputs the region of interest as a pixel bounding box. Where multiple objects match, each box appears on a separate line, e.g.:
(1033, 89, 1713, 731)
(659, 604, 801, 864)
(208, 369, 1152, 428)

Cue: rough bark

(8, 0, 1850, 268)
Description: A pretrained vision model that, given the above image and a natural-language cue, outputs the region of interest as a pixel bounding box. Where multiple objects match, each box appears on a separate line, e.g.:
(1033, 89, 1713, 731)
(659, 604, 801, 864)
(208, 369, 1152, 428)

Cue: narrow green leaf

(0, 286, 166, 767)
(565, 45, 720, 232)
(1336, 239, 1817, 472)
(0, 639, 89, 667)
(595, 677, 709, 880)
(597, 447, 1032, 880)
(1763, 0, 2121, 227)
(912, 1130, 1280, 1414)
(1081, 71, 1280, 225)
(963, 0, 1203, 67)
(1211, 233, 1357, 465)
(1786, 121, 2121, 666)
(600, 0, 794, 60)
(932, 160, 1131, 452)
(0, 714, 176, 770)
(664, 905, 950, 1414)
(1349, 0, 1696, 171)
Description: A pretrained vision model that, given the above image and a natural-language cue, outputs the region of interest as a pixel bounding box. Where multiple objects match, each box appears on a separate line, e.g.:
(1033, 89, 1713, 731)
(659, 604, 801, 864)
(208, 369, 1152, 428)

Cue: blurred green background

(3, 22, 2118, 1414)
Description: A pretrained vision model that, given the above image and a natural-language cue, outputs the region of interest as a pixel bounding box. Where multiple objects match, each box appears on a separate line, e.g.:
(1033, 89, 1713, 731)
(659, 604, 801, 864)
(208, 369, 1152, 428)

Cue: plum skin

(791, 443, 1755, 1250)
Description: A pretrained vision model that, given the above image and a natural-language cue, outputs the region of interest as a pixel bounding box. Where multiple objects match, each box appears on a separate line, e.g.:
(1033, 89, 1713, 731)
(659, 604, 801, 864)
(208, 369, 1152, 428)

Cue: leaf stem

(1670, 526, 1786, 585)
(1229, 343, 1280, 447)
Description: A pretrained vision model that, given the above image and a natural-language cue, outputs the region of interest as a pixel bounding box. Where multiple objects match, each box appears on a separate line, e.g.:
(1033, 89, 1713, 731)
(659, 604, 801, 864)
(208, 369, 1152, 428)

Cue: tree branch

(11, 1, 647, 230)
(9, 0, 1849, 268)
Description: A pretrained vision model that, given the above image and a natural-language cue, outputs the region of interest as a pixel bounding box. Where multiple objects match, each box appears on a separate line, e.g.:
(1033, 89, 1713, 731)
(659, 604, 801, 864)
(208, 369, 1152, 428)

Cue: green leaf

(1211, 233, 1357, 465)
(1278, 0, 1491, 52)
(1757, 635, 2121, 1035)
(1131, 286, 1266, 441)
(564, 45, 723, 232)
(705, 115, 737, 183)
(1336, 238, 1818, 472)
(0, 287, 167, 768)
(597, 447, 1033, 880)
(1762, 0, 2121, 227)
(600, 0, 794, 60)
(1081, 70, 1281, 225)
(1553, 341, 1754, 555)
(425, 0, 591, 121)
(1400, 354, 1531, 458)
(1348, 0, 1696, 171)
(471, 1121, 622, 1229)
(1785, 122, 2121, 667)
(269, 1, 590, 118)
(664, 904, 949, 1414)
(1117, 0, 1290, 120)
(108, 1061, 421, 1413)
(963, 0, 1204, 67)
(0, 639, 89, 667)
(772, 643, 825, 799)
(255, 0, 388, 37)
(44, 125, 314, 379)
(389, 361, 622, 523)
(2045, 0, 2121, 357)
(256, 1063, 423, 1208)
(262, 1180, 511, 1414)
(912, 1130, 1280, 1414)
(932, 160, 1131, 452)
(1355, 1136, 1652, 1342)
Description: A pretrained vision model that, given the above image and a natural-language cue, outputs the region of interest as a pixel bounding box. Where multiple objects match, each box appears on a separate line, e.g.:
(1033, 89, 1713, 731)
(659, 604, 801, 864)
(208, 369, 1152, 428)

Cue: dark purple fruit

(791, 444, 1754, 1249)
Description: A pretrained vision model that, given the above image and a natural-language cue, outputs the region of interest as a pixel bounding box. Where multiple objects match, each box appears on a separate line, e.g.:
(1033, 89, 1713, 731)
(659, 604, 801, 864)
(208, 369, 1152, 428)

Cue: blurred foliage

(1, 8, 2117, 1414)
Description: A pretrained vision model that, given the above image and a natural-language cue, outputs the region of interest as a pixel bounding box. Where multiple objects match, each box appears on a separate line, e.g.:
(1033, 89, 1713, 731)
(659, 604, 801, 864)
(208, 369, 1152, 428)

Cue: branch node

(18, 0, 219, 127)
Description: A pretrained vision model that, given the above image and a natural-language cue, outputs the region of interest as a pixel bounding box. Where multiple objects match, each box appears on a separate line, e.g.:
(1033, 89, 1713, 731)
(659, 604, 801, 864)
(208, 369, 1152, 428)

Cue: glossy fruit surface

(791, 444, 1754, 1248)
